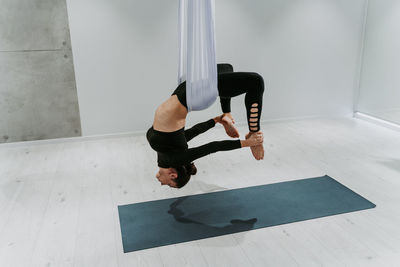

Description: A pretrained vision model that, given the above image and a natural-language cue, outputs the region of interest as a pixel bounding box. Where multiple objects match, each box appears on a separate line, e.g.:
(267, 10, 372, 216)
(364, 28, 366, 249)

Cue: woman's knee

(249, 73, 264, 93)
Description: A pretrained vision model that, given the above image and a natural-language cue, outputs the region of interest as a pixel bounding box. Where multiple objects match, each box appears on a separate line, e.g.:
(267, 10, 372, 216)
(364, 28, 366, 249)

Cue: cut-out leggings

(217, 70, 265, 132)
(172, 64, 265, 132)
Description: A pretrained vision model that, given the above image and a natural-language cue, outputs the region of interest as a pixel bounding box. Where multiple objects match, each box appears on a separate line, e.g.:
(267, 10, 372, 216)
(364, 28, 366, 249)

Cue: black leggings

(217, 64, 265, 132)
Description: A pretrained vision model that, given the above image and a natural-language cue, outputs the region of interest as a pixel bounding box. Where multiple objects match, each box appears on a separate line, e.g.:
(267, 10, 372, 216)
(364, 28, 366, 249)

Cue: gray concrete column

(0, 0, 81, 143)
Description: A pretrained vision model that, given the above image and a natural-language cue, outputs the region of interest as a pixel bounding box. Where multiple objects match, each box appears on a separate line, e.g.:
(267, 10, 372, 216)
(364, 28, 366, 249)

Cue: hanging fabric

(178, 0, 218, 112)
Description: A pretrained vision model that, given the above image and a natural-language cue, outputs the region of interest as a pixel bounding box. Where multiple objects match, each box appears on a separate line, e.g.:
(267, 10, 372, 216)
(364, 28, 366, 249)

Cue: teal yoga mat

(118, 175, 376, 252)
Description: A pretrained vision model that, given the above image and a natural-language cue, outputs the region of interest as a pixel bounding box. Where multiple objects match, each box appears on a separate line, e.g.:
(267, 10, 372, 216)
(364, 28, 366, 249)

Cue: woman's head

(155, 163, 197, 188)
(175, 163, 197, 188)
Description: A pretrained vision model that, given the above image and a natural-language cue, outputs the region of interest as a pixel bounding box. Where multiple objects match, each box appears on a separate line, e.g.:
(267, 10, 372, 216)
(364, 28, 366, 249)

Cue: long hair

(175, 162, 197, 188)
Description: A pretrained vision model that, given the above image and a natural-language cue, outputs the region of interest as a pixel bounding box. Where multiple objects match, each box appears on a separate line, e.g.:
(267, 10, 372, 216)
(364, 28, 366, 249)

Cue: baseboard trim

(354, 112, 400, 132)
(0, 114, 353, 148)
(0, 131, 144, 148)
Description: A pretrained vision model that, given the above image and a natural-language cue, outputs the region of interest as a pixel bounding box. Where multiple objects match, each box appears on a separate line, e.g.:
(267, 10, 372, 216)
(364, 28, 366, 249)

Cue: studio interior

(0, 0, 399, 266)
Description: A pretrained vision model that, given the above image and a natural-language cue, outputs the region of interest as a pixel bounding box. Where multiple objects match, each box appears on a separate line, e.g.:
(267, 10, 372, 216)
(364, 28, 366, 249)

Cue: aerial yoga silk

(178, 0, 218, 112)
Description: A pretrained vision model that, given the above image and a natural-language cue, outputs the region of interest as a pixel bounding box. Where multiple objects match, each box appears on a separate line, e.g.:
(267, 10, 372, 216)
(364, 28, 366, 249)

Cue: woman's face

(156, 168, 178, 188)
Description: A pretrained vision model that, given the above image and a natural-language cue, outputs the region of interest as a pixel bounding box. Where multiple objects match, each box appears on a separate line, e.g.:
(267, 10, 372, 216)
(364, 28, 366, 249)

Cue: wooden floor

(1, 117, 400, 267)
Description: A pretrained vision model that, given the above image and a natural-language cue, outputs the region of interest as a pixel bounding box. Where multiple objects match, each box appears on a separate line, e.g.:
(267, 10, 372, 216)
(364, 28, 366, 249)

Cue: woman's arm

(182, 132, 263, 164)
(184, 117, 222, 142)
(185, 140, 242, 163)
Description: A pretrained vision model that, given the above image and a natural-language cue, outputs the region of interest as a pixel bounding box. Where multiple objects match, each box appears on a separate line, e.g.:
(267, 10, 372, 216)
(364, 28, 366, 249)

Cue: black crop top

(172, 81, 187, 109)
(146, 119, 241, 168)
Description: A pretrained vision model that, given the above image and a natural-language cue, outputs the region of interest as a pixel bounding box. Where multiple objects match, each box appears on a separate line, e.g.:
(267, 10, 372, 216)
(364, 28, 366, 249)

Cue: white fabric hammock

(178, 0, 218, 112)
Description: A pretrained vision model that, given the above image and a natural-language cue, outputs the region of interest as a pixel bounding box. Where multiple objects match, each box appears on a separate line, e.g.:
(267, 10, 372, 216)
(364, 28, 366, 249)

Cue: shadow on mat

(168, 196, 258, 234)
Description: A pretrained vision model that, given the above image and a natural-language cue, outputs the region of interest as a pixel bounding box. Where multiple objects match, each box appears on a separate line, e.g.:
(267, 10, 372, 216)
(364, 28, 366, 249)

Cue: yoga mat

(118, 175, 376, 253)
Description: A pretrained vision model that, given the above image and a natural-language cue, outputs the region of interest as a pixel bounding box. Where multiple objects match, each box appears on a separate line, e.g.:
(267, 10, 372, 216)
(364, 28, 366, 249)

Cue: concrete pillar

(0, 0, 81, 143)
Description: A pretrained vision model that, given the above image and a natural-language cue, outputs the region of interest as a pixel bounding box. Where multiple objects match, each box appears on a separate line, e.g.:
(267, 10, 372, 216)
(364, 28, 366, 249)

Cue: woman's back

(153, 95, 187, 132)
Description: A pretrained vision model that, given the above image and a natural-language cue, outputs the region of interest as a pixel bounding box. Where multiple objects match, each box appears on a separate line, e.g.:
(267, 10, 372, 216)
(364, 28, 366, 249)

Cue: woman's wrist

(213, 115, 222, 124)
(240, 139, 249, 147)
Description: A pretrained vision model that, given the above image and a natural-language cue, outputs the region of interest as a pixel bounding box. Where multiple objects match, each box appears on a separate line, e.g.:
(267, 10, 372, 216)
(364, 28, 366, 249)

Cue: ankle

(246, 131, 261, 138)
(222, 112, 233, 119)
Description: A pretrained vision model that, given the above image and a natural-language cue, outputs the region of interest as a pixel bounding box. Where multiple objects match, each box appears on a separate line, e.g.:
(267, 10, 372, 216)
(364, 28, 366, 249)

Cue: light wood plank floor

(1, 117, 400, 267)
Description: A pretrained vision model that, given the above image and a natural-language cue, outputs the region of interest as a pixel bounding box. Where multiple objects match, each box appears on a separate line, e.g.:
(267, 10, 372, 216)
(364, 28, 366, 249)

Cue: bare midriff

(152, 95, 188, 132)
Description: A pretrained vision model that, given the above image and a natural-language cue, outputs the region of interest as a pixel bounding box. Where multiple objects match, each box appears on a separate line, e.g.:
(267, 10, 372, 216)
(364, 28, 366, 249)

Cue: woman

(146, 64, 265, 188)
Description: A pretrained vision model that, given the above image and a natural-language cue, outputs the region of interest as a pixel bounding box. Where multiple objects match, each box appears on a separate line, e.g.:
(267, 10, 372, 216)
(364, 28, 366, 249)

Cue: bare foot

(246, 132, 264, 160)
(221, 113, 240, 138)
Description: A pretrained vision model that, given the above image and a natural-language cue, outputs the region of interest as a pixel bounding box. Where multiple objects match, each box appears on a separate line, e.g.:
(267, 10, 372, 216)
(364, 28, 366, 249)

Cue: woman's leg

(218, 72, 264, 132)
(217, 72, 265, 159)
(216, 64, 239, 137)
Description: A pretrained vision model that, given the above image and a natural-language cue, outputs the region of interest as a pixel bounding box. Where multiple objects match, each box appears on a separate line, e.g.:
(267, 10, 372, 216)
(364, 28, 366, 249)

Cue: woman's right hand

(243, 132, 264, 147)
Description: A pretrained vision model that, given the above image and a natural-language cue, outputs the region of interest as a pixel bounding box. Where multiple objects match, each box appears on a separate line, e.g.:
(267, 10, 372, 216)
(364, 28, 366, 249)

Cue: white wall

(357, 0, 400, 123)
(66, 0, 366, 136)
